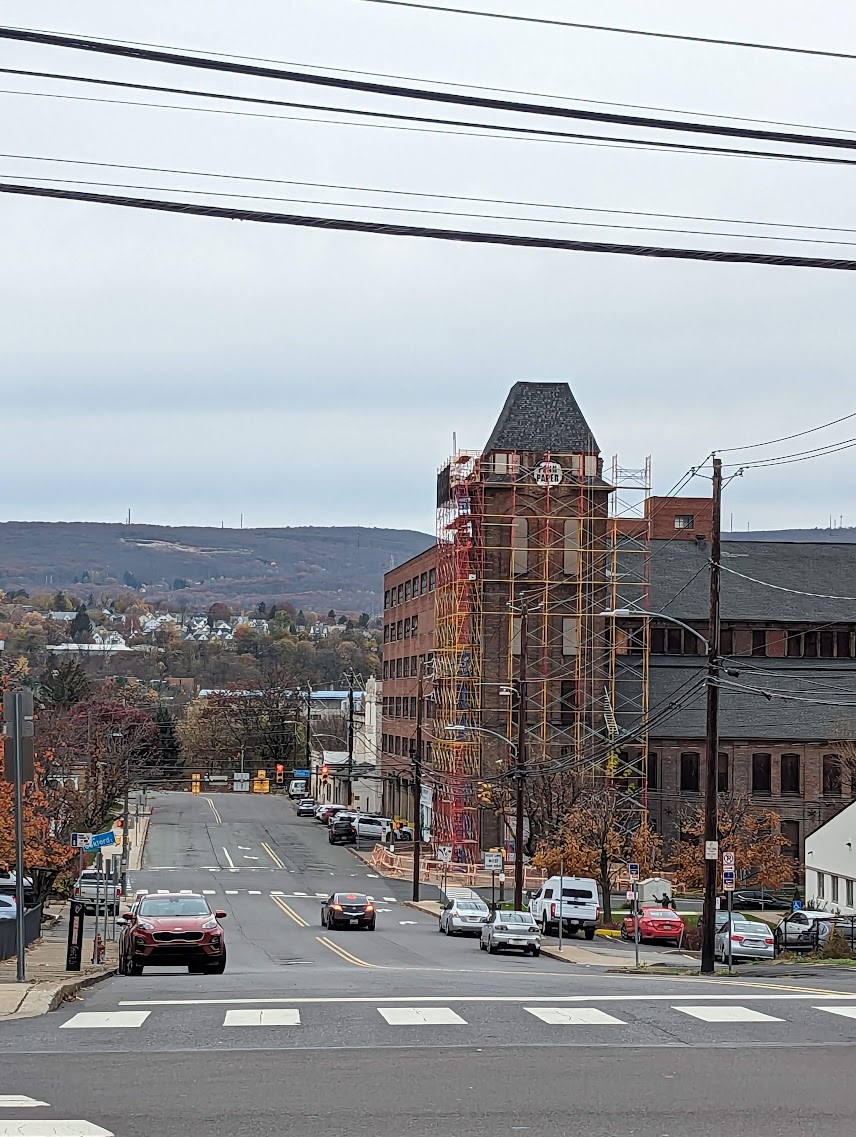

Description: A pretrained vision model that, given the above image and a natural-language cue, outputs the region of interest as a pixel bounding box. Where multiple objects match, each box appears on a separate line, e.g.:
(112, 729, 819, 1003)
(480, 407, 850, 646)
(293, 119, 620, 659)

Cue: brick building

(380, 546, 436, 820)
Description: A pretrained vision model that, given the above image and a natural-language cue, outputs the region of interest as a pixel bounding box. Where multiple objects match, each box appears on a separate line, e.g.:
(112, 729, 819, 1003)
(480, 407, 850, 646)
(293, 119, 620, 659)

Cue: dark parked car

(118, 892, 227, 975)
(731, 890, 795, 910)
(329, 818, 357, 845)
(320, 892, 376, 930)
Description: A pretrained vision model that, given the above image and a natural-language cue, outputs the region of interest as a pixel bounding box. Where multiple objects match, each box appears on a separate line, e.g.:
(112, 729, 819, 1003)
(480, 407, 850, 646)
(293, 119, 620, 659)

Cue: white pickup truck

(73, 869, 123, 915)
(527, 876, 600, 940)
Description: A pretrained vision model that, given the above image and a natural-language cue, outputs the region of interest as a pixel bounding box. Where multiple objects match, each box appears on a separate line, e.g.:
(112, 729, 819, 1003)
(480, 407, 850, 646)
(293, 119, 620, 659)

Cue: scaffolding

(432, 447, 652, 860)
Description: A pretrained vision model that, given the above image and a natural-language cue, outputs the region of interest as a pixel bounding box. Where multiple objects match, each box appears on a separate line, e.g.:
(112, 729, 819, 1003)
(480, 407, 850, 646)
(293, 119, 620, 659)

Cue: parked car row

(294, 799, 414, 843)
(438, 895, 542, 956)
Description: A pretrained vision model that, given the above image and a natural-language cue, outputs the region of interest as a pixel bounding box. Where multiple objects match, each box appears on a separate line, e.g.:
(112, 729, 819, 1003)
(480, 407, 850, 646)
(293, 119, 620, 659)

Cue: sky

(2, 0, 856, 535)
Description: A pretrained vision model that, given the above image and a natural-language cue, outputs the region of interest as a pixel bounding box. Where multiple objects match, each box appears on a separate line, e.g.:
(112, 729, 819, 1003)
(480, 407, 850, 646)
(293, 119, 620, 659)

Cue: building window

(403, 658, 409, 678)
(752, 753, 772, 795)
(396, 658, 403, 679)
(674, 514, 695, 530)
(383, 624, 389, 644)
(563, 519, 581, 575)
(394, 697, 402, 717)
(411, 655, 417, 674)
(404, 617, 411, 639)
(650, 628, 665, 654)
(404, 581, 411, 602)
(848, 880, 854, 907)
(560, 680, 576, 725)
(394, 736, 401, 756)
(680, 752, 700, 793)
(381, 734, 387, 752)
(562, 618, 579, 657)
(823, 754, 842, 795)
(720, 628, 734, 655)
(666, 628, 682, 654)
(410, 697, 417, 717)
(412, 576, 419, 597)
(786, 631, 802, 657)
(717, 752, 729, 793)
(397, 584, 403, 604)
(420, 572, 428, 595)
(647, 751, 658, 790)
(804, 630, 818, 657)
(411, 615, 418, 636)
(396, 620, 403, 640)
(511, 516, 528, 575)
(820, 630, 835, 658)
(384, 590, 390, 610)
(781, 753, 800, 795)
(781, 819, 800, 861)
(493, 452, 510, 474)
(751, 630, 767, 657)
(383, 660, 389, 680)
(818, 872, 825, 898)
(428, 569, 436, 591)
(832, 876, 840, 903)
(836, 629, 852, 658)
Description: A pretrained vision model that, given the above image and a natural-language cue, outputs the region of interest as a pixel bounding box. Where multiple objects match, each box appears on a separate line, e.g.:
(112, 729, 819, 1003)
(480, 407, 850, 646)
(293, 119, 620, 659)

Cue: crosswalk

(137, 889, 400, 901)
(56, 1003, 856, 1031)
(0, 1095, 113, 1136)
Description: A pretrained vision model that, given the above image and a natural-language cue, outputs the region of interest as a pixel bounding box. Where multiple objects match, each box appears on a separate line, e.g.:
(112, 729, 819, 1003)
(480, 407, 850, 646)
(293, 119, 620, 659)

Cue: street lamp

(601, 606, 710, 654)
(446, 722, 523, 907)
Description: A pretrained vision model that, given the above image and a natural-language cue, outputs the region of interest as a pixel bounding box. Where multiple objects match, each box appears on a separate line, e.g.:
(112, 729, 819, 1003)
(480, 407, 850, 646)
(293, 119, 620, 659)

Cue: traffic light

(320, 764, 329, 784)
(115, 818, 124, 829)
(275, 764, 284, 785)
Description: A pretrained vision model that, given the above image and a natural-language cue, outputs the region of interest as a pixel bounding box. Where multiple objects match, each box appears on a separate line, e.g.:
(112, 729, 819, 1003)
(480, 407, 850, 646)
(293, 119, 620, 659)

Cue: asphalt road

(3, 792, 856, 1136)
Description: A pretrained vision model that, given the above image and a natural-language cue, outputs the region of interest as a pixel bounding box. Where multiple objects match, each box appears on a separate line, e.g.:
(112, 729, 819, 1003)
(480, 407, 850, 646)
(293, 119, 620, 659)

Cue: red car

(621, 905, 686, 945)
(118, 892, 227, 975)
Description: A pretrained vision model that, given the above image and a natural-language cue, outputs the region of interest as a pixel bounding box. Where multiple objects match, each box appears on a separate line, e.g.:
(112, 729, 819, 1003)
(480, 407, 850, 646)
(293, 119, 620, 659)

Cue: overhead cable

(718, 563, 856, 601)
(345, 0, 856, 63)
(716, 410, 856, 453)
(5, 26, 856, 152)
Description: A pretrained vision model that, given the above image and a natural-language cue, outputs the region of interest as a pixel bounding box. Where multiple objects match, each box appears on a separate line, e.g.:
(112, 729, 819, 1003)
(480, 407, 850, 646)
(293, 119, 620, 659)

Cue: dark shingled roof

(484, 382, 599, 454)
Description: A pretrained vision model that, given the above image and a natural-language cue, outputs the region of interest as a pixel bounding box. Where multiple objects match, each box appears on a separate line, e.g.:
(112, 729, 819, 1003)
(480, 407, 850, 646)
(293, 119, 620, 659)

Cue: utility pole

(412, 662, 424, 902)
(345, 669, 356, 807)
(513, 599, 528, 912)
(3, 690, 34, 983)
(120, 752, 130, 895)
(304, 684, 312, 773)
(700, 457, 723, 975)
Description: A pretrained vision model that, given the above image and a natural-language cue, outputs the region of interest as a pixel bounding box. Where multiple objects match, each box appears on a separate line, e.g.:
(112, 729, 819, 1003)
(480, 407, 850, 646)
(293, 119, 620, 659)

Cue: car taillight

(115, 887, 121, 897)
(365, 904, 374, 913)
(331, 903, 343, 911)
(731, 934, 744, 942)
(73, 887, 80, 898)
(551, 903, 556, 918)
(764, 937, 774, 944)
(595, 907, 600, 921)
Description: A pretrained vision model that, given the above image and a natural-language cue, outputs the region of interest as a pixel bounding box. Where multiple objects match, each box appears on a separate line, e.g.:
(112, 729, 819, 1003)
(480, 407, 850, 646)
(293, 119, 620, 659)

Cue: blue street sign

(628, 863, 640, 880)
(89, 831, 116, 850)
(793, 899, 802, 911)
(70, 833, 92, 849)
(293, 768, 311, 779)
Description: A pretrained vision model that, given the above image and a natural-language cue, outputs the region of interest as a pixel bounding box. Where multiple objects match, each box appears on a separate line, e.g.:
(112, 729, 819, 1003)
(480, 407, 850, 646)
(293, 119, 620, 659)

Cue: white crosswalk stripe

(0, 1099, 48, 1109)
(816, 1006, 856, 1019)
(0, 1124, 114, 1136)
(224, 1009, 301, 1026)
(675, 1006, 783, 1023)
(378, 1007, 467, 1025)
(61, 1011, 151, 1029)
(526, 1007, 625, 1025)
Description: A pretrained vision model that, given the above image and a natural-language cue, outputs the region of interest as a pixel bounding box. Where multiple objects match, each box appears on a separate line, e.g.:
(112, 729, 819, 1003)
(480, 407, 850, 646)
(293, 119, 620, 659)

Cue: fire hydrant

(91, 934, 105, 964)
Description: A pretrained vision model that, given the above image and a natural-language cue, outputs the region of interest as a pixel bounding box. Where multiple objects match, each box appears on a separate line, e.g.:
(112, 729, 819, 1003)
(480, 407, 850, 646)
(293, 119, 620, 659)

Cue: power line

(5, 26, 856, 153)
(13, 150, 856, 238)
(8, 182, 856, 270)
(345, 0, 856, 62)
(12, 171, 856, 248)
(718, 563, 856, 601)
(725, 436, 856, 469)
(717, 410, 856, 453)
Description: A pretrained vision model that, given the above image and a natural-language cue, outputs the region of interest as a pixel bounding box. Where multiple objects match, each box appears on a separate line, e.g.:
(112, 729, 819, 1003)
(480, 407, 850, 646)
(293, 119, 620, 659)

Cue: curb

(130, 812, 151, 873)
(10, 968, 117, 1022)
(402, 900, 442, 919)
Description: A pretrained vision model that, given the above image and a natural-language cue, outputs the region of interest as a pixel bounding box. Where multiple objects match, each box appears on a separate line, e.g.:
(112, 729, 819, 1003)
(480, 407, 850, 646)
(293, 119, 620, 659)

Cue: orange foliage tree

(672, 797, 793, 891)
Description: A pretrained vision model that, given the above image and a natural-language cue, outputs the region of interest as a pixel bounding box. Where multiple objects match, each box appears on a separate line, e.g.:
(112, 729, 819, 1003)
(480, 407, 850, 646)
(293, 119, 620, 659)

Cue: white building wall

(804, 801, 856, 913)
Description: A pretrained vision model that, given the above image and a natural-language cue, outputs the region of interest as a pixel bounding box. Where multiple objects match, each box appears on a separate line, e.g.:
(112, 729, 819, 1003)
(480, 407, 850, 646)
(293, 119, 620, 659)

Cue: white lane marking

(61, 1011, 150, 1029)
(202, 890, 216, 895)
(526, 1007, 625, 1025)
(121, 993, 856, 1007)
(224, 890, 238, 895)
(366, 896, 375, 901)
(383, 897, 397, 903)
(237, 847, 251, 851)
(379, 1007, 466, 1025)
(399, 921, 418, 925)
(229, 868, 239, 873)
(315, 892, 327, 897)
(366, 874, 379, 878)
(676, 1006, 783, 1023)
(248, 890, 261, 895)
(377, 909, 392, 913)
(294, 892, 308, 897)
(0, 1097, 48, 1108)
(816, 1006, 856, 1019)
(271, 890, 284, 896)
(222, 847, 236, 869)
(156, 890, 169, 894)
(0, 1124, 114, 1136)
(223, 1009, 301, 1027)
(179, 890, 192, 895)
(243, 856, 259, 861)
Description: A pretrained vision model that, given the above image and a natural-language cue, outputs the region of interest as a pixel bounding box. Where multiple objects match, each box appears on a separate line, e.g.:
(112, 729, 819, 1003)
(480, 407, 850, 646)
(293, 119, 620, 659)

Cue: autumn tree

(69, 603, 93, 644)
(672, 796, 793, 891)
(37, 657, 91, 710)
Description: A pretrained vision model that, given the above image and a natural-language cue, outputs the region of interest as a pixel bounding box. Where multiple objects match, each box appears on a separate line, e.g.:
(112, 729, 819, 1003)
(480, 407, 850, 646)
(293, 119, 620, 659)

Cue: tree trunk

(600, 849, 612, 924)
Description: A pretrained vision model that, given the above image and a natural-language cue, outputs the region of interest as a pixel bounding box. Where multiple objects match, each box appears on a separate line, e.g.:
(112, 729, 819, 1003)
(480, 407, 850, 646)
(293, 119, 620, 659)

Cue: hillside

(0, 522, 434, 612)
(723, 528, 856, 543)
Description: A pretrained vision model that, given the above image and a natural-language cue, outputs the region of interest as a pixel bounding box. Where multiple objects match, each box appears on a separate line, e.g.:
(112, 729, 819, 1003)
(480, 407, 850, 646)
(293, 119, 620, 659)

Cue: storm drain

(273, 957, 316, 966)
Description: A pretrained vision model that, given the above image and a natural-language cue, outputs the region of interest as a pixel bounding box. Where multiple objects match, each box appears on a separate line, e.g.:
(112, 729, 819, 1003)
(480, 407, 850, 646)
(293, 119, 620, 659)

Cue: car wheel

(620, 925, 629, 941)
(188, 966, 206, 974)
(129, 959, 144, 976)
(117, 953, 127, 976)
(584, 927, 596, 941)
(207, 954, 227, 974)
(540, 914, 550, 935)
(367, 921, 376, 931)
(479, 940, 486, 951)
(533, 947, 541, 957)
(328, 919, 338, 931)
(488, 942, 498, 954)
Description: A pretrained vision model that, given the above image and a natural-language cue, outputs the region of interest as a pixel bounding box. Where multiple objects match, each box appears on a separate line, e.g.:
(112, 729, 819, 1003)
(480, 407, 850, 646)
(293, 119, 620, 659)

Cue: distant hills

(0, 522, 435, 613)
(723, 528, 856, 543)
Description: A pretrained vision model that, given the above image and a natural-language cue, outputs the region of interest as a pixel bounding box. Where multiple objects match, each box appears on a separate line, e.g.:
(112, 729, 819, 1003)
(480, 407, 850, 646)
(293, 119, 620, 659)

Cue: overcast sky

(2, 1, 856, 535)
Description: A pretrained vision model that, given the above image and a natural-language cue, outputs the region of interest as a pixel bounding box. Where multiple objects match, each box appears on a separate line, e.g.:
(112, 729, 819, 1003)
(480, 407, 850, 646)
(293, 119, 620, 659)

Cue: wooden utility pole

(700, 457, 723, 975)
(411, 662, 424, 901)
(513, 599, 528, 912)
(346, 672, 355, 807)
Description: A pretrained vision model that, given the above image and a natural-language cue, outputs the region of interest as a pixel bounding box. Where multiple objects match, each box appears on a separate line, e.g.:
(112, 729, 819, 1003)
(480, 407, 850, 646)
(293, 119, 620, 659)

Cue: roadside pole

(346, 671, 355, 808)
(513, 598, 528, 912)
(491, 871, 496, 911)
(723, 851, 736, 974)
(3, 690, 35, 983)
(120, 752, 130, 896)
(411, 662, 423, 902)
(557, 858, 564, 952)
(629, 862, 640, 969)
(93, 851, 102, 962)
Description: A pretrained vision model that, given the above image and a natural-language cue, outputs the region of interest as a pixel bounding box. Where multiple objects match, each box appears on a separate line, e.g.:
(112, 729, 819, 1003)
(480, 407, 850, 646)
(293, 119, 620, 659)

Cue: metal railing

(0, 904, 43, 962)
(774, 914, 856, 957)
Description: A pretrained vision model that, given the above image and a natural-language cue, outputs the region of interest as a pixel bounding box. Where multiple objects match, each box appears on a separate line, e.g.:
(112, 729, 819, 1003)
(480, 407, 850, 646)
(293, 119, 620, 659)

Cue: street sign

(723, 870, 735, 891)
(628, 862, 639, 881)
(793, 899, 802, 911)
(437, 845, 453, 864)
(498, 873, 506, 883)
(722, 851, 735, 868)
(293, 768, 311, 779)
(626, 890, 635, 901)
(70, 833, 93, 849)
(705, 840, 719, 861)
(484, 852, 503, 871)
(89, 831, 116, 850)
(65, 900, 85, 972)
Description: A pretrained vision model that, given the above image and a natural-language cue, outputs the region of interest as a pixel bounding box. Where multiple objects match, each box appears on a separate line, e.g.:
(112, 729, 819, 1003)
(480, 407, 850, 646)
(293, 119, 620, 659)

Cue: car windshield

(562, 888, 594, 899)
(644, 910, 676, 919)
(731, 922, 764, 934)
(456, 901, 488, 911)
(138, 897, 210, 917)
(500, 913, 535, 924)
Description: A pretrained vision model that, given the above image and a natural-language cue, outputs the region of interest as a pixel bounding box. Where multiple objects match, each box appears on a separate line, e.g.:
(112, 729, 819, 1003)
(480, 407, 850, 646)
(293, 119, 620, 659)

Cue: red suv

(118, 893, 227, 975)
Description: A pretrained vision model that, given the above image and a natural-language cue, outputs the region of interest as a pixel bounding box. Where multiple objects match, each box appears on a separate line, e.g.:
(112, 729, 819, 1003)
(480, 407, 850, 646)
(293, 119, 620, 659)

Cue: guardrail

(367, 845, 547, 890)
(0, 904, 44, 962)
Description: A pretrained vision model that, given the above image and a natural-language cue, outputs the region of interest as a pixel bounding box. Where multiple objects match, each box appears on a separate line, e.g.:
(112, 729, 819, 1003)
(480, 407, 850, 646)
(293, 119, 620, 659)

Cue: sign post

(3, 690, 35, 982)
(65, 900, 85, 972)
(485, 852, 502, 912)
(723, 851, 735, 974)
(628, 862, 640, 968)
(437, 845, 452, 897)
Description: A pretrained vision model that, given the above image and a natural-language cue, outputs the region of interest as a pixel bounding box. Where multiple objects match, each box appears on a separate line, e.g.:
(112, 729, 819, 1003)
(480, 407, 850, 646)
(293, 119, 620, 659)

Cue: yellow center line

(639, 971, 856, 998)
(316, 935, 379, 968)
(204, 797, 221, 824)
(271, 894, 309, 928)
(261, 841, 286, 868)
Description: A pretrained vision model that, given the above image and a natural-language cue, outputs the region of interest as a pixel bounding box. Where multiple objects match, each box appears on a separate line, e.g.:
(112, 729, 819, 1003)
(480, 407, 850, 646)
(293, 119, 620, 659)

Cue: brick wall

(647, 496, 714, 541)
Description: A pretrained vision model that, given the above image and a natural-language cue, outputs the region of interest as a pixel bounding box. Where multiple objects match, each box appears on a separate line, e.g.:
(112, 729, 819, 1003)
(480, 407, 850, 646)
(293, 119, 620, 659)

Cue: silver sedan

(439, 898, 490, 935)
(714, 918, 775, 962)
(480, 910, 542, 956)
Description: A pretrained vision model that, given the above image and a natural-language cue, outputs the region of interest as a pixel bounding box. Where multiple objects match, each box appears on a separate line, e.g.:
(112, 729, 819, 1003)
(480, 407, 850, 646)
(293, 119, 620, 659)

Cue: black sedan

(731, 889, 795, 909)
(329, 818, 357, 845)
(321, 892, 376, 930)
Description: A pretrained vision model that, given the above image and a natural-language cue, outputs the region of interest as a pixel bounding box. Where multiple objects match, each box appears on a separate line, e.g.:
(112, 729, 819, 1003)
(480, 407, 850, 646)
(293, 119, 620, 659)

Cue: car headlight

(137, 921, 154, 932)
(202, 917, 218, 930)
